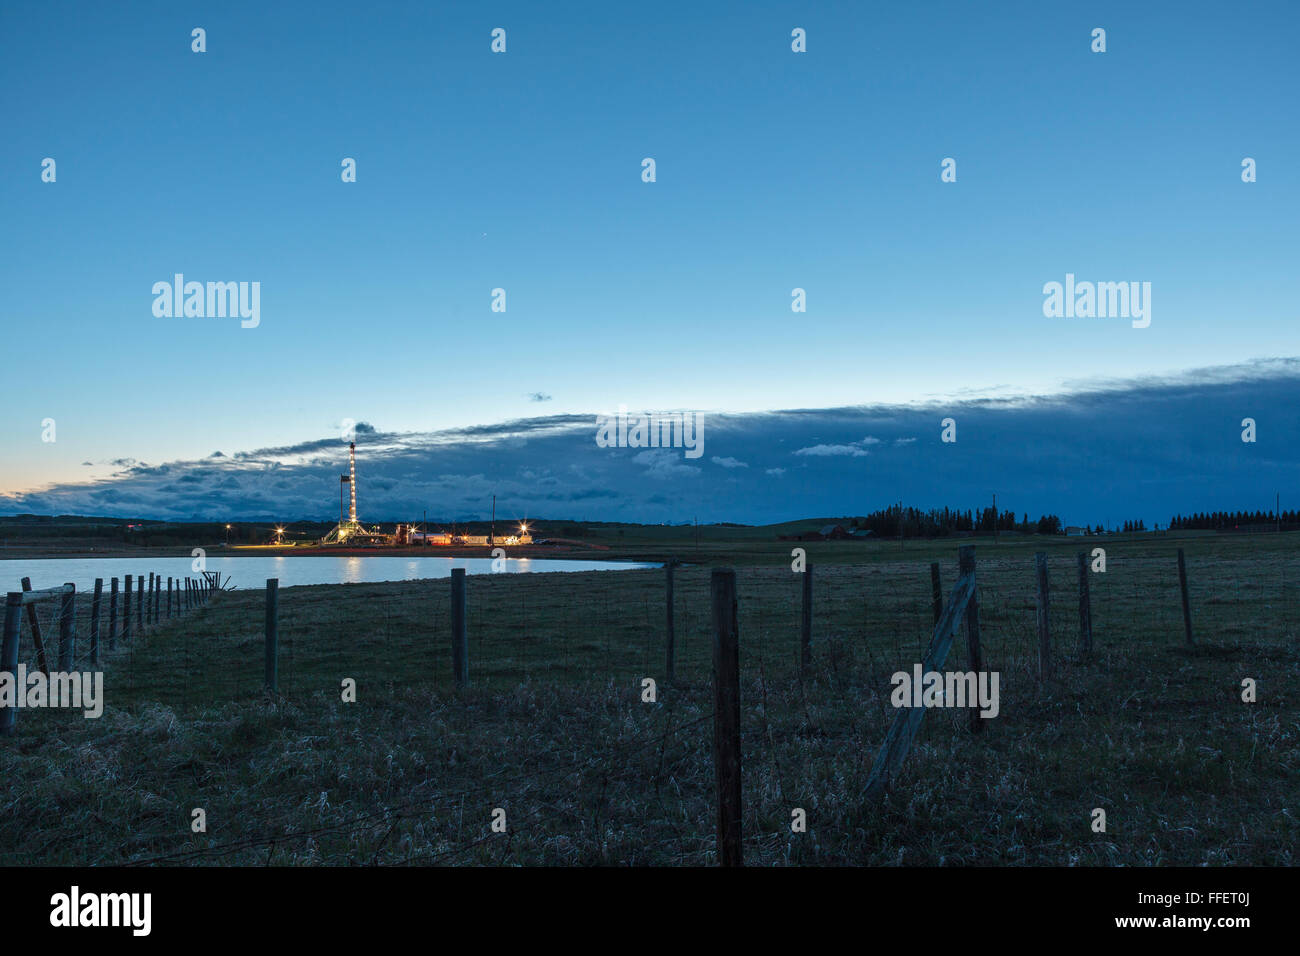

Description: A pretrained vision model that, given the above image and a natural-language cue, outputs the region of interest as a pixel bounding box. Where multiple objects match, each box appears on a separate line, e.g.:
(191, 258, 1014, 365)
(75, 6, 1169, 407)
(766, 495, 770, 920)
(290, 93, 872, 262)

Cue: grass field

(1, 530, 1296, 865)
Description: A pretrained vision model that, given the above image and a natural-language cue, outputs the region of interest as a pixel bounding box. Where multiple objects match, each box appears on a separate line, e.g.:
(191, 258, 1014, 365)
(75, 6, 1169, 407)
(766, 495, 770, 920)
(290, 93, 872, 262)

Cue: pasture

(1, 531, 1296, 865)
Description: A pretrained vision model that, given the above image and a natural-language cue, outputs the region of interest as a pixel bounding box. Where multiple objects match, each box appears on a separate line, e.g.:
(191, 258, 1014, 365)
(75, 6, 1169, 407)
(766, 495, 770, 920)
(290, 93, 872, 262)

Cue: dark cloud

(3, 361, 1297, 526)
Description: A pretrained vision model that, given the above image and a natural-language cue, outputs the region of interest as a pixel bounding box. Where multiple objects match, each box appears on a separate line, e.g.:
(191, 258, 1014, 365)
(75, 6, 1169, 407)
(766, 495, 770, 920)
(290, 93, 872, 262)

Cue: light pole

(226, 524, 231, 546)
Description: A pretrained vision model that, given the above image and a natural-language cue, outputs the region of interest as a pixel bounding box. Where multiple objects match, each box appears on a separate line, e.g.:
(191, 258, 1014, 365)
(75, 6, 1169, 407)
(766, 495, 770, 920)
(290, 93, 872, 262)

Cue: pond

(2, 555, 656, 593)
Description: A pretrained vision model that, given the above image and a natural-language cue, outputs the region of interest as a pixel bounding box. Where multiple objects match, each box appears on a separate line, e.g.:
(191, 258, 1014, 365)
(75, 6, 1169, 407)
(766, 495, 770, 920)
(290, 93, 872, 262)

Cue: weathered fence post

(58, 584, 75, 671)
(90, 578, 103, 666)
(265, 578, 279, 691)
(930, 562, 943, 627)
(108, 577, 119, 651)
(147, 573, 154, 625)
(959, 546, 982, 733)
(800, 563, 813, 678)
(665, 560, 676, 683)
(19, 577, 49, 673)
(1077, 552, 1092, 655)
(865, 560, 977, 798)
(123, 574, 133, 642)
(711, 567, 742, 866)
(135, 574, 143, 632)
(1177, 548, 1193, 646)
(1035, 552, 1050, 679)
(1, 594, 23, 736)
(451, 568, 468, 688)
(153, 572, 160, 623)
(167, 577, 173, 619)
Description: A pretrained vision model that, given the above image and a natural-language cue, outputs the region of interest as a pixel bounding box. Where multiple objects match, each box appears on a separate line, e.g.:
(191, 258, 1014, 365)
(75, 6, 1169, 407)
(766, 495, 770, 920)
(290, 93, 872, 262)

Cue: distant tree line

(1168, 510, 1292, 531)
(847, 505, 1062, 538)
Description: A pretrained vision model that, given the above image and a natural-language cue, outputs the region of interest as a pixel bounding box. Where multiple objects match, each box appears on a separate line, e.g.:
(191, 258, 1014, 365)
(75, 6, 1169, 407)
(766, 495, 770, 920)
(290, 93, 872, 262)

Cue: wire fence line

(5, 540, 1297, 865)
(10, 546, 1297, 717)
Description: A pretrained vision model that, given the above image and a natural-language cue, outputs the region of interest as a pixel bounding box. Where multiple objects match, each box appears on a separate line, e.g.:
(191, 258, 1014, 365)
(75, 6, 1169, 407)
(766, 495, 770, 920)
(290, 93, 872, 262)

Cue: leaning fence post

(451, 568, 468, 687)
(123, 574, 133, 642)
(800, 562, 813, 678)
(265, 578, 279, 691)
(959, 546, 982, 733)
(58, 584, 75, 671)
(1035, 552, 1050, 680)
(19, 577, 49, 674)
(1, 594, 23, 735)
(1077, 552, 1092, 655)
(711, 567, 742, 866)
(930, 562, 943, 627)
(108, 578, 119, 651)
(90, 578, 103, 666)
(665, 560, 676, 683)
(1177, 548, 1193, 645)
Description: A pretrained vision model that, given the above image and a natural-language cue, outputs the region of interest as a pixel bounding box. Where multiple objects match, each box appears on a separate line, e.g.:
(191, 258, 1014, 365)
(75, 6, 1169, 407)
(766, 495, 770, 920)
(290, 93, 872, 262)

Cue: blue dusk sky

(1, 0, 1296, 525)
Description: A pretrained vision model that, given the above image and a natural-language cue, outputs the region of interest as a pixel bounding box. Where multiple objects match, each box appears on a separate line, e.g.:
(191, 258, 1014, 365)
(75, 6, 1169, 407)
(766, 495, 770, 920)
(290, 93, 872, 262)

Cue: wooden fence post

(800, 563, 813, 678)
(167, 577, 173, 619)
(1, 594, 23, 736)
(19, 578, 49, 674)
(90, 578, 103, 666)
(147, 573, 154, 626)
(930, 562, 943, 627)
(123, 574, 133, 642)
(108, 578, 119, 651)
(865, 565, 977, 798)
(152, 572, 160, 624)
(665, 560, 676, 683)
(1077, 552, 1092, 655)
(58, 584, 75, 671)
(265, 578, 279, 691)
(135, 575, 143, 632)
(711, 568, 742, 866)
(451, 568, 468, 688)
(1177, 548, 1193, 646)
(1035, 552, 1050, 680)
(959, 546, 982, 733)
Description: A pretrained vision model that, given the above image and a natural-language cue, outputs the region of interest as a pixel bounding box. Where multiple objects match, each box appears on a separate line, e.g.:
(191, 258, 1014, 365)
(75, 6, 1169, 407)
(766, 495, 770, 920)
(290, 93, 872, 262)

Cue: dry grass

(1, 532, 1296, 865)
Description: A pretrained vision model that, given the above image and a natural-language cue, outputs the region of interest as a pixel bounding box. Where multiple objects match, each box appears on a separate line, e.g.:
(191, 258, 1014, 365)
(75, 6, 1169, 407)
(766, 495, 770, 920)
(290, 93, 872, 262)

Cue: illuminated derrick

(321, 441, 382, 545)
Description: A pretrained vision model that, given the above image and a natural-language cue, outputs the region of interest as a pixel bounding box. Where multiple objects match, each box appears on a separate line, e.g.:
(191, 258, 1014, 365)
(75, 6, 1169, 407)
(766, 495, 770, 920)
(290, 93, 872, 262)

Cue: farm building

(779, 523, 851, 542)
